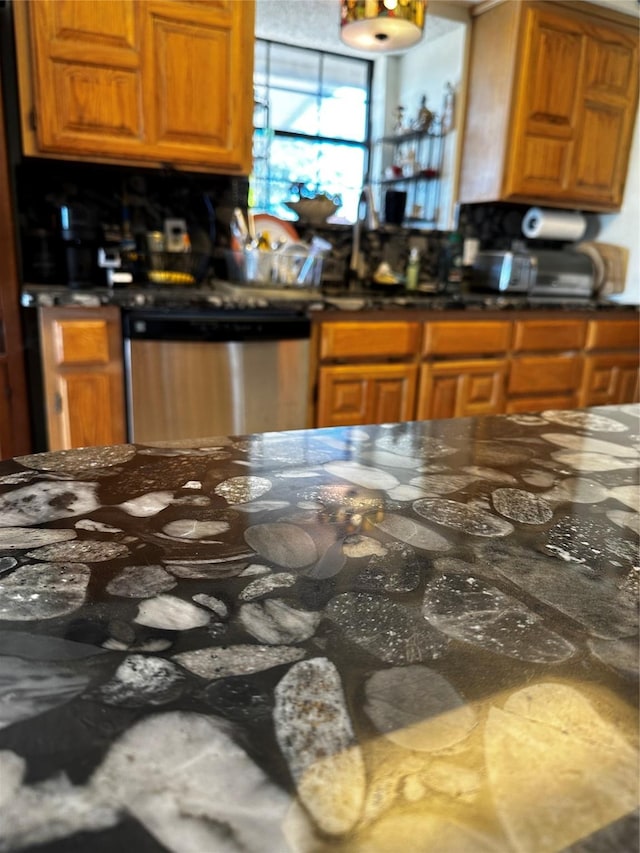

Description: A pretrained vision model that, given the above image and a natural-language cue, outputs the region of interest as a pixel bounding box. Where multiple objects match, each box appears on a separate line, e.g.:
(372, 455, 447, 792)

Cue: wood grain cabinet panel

(512, 319, 586, 352)
(39, 306, 126, 450)
(506, 394, 577, 413)
(579, 353, 640, 406)
(416, 360, 507, 420)
(15, 0, 254, 172)
(317, 364, 417, 428)
(508, 355, 583, 395)
(422, 321, 511, 356)
(319, 322, 420, 361)
(460, 1, 639, 211)
(54, 319, 111, 365)
(585, 318, 640, 351)
(0, 363, 12, 459)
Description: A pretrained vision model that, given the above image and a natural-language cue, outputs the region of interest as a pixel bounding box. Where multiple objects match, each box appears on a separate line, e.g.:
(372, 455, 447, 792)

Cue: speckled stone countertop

(0, 407, 638, 852)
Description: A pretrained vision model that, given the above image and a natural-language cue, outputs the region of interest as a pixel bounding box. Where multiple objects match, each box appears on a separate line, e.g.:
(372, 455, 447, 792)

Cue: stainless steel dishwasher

(122, 307, 311, 443)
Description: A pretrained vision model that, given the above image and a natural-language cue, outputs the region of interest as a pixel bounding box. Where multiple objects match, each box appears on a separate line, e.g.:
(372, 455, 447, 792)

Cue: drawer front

(512, 319, 586, 352)
(422, 321, 511, 356)
(585, 319, 639, 351)
(508, 355, 583, 394)
(319, 322, 420, 360)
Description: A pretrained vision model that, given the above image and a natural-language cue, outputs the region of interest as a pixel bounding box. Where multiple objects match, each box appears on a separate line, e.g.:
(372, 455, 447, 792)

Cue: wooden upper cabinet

(459, 1, 639, 211)
(14, 0, 254, 173)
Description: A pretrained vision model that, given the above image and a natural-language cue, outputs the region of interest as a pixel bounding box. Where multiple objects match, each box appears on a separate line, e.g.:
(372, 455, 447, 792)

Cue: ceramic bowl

(284, 194, 339, 225)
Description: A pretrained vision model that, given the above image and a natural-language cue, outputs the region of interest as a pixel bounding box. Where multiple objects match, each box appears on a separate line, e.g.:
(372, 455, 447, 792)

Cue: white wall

(396, 21, 469, 229)
(596, 111, 639, 304)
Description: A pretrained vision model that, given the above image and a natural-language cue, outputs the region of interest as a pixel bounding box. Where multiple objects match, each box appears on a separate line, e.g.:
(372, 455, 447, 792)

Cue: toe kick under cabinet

(313, 312, 639, 427)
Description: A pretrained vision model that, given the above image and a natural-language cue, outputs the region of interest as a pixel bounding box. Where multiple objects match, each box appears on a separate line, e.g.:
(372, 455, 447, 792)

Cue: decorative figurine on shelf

(442, 82, 456, 134)
(414, 95, 434, 132)
(392, 105, 406, 135)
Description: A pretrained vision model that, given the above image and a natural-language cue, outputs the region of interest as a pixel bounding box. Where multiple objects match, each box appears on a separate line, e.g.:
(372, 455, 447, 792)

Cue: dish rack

(138, 251, 211, 285)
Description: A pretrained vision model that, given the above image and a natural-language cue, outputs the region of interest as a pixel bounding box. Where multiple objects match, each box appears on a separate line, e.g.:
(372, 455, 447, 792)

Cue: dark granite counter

(20, 281, 640, 315)
(0, 407, 638, 852)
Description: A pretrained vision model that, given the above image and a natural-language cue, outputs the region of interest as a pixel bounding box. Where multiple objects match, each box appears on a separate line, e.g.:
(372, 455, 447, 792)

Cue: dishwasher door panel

(126, 337, 310, 443)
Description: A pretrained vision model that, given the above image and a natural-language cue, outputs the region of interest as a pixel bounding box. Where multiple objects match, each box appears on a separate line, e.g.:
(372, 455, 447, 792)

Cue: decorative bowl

(284, 194, 339, 225)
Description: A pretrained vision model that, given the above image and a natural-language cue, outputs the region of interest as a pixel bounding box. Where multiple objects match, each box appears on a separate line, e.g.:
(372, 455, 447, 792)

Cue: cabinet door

(506, 4, 638, 208)
(579, 353, 640, 406)
(142, 1, 254, 171)
(569, 20, 639, 208)
(317, 364, 417, 428)
(506, 6, 583, 201)
(39, 306, 126, 450)
(416, 360, 507, 421)
(26, 1, 145, 158)
(22, 0, 253, 172)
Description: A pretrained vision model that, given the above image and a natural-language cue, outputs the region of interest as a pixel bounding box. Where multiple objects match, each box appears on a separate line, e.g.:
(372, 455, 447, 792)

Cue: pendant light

(340, 0, 427, 53)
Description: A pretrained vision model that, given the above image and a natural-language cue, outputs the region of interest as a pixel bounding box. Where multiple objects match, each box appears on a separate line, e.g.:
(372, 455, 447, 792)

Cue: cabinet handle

(54, 392, 63, 414)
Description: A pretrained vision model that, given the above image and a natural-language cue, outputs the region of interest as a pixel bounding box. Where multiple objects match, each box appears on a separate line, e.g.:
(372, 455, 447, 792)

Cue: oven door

(122, 308, 311, 443)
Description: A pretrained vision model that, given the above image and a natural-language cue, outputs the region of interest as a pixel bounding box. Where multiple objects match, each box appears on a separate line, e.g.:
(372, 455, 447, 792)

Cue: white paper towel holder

(522, 207, 588, 242)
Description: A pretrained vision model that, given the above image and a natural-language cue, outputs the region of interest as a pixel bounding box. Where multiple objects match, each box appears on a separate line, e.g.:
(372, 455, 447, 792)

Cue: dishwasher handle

(122, 310, 311, 343)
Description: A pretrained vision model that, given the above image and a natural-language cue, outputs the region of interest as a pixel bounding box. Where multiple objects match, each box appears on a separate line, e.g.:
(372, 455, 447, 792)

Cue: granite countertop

(0, 407, 638, 852)
(20, 282, 640, 314)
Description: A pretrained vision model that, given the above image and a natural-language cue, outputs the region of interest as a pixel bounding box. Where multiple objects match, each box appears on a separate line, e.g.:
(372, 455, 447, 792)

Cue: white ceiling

(255, 0, 639, 56)
(255, 0, 465, 55)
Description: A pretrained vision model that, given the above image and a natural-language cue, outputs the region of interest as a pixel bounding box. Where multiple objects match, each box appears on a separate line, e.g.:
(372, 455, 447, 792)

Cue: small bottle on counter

(438, 231, 463, 292)
(405, 247, 420, 291)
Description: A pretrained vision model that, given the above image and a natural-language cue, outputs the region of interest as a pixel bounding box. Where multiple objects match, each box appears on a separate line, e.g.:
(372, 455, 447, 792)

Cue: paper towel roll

(522, 207, 587, 241)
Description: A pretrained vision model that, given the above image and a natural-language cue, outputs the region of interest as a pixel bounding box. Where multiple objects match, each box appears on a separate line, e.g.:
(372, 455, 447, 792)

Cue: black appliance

(57, 202, 98, 287)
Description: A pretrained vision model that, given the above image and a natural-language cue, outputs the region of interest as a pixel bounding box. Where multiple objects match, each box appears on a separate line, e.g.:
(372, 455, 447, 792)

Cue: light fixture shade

(340, 0, 427, 53)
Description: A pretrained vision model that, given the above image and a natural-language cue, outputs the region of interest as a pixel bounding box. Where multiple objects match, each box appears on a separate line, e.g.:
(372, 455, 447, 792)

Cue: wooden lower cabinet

(313, 313, 638, 427)
(317, 363, 417, 427)
(507, 354, 584, 409)
(39, 306, 126, 450)
(579, 353, 640, 406)
(416, 359, 507, 420)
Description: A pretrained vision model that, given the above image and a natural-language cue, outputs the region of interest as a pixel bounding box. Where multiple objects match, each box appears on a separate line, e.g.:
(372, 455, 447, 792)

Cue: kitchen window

(251, 40, 372, 224)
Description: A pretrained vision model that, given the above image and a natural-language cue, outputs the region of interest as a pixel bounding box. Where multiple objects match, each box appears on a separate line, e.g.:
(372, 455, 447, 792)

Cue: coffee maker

(56, 202, 98, 287)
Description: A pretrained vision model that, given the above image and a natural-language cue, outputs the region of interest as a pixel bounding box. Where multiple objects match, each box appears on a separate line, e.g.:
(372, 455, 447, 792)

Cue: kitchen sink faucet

(349, 185, 379, 284)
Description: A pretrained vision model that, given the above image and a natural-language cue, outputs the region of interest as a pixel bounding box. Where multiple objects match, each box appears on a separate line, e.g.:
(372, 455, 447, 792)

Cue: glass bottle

(405, 247, 420, 291)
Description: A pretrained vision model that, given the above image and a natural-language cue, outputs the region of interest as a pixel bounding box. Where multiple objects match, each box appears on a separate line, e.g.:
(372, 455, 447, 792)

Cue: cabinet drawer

(319, 322, 420, 361)
(508, 355, 583, 394)
(585, 319, 639, 351)
(512, 319, 586, 352)
(422, 321, 511, 356)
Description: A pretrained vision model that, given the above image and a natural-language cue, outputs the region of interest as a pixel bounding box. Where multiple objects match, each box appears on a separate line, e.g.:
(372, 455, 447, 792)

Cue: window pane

(269, 44, 320, 95)
(263, 137, 366, 222)
(318, 87, 368, 142)
(270, 89, 319, 135)
(254, 39, 268, 87)
(321, 55, 369, 95)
